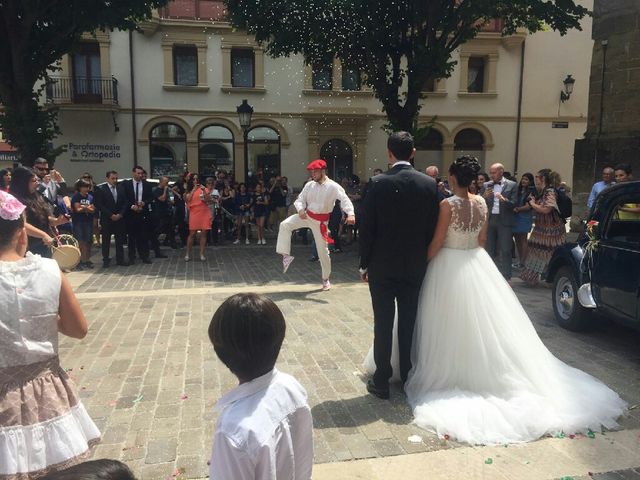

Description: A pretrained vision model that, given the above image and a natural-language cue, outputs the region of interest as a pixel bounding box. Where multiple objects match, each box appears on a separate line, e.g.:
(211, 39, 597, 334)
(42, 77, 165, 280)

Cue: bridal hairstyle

(209, 293, 286, 381)
(387, 131, 414, 161)
(449, 155, 481, 188)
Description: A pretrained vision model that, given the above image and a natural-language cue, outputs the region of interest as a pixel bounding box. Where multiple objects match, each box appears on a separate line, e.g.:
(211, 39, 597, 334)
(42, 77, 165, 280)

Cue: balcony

(46, 76, 119, 107)
(160, 0, 226, 21)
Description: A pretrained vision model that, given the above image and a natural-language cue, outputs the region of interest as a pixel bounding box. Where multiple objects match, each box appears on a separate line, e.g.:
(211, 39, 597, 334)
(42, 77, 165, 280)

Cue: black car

(545, 181, 640, 331)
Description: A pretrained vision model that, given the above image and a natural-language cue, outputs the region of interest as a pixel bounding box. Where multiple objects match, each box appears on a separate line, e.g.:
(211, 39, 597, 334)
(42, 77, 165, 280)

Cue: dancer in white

(364, 156, 626, 445)
(276, 159, 355, 291)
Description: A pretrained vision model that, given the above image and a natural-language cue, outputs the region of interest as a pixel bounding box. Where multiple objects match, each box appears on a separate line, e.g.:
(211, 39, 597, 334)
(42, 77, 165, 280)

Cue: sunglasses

(34, 166, 49, 171)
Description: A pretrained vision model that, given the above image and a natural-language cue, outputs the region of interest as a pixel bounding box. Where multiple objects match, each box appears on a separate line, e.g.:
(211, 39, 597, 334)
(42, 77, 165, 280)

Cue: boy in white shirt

(208, 293, 313, 480)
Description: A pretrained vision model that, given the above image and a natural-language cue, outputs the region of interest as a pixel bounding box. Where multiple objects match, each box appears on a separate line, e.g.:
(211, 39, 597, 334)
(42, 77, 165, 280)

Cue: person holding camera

(481, 163, 517, 281)
(10, 166, 69, 258)
(150, 176, 174, 256)
(33, 157, 67, 203)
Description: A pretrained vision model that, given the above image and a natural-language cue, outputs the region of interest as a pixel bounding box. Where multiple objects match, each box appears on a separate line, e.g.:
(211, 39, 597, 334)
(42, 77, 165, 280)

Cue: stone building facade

(1, 0, 593, 191)
(573, 0, 640, 211)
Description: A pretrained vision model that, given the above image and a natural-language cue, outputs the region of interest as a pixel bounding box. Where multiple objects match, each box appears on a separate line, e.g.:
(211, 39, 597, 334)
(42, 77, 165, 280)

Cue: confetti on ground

(132, 395, 144, 404)
(629, 404, 638, 410)
(587, 429, 596, 439)
(569, 434, 576, 439)
(443, 434, 450, 441)
(484, 458, 493, 465)
(556, 432, 566, 438)
(109, 400, 117, 406)
(559, 477, 574, 480)
(407, 435, 423, 443)
(64, 368, 72, 372)
(523, 460, 530, 465)
(180, 394, 188, 400)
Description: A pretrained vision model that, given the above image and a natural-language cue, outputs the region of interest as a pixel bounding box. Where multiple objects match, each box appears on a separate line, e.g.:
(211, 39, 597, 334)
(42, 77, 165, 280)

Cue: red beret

(306, 159, 327, 170)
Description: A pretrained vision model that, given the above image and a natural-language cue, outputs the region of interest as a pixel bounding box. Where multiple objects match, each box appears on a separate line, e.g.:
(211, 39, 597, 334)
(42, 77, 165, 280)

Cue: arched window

(247, 126, 280, 180)
(199, 125, 234, 178)
(414, 129, 444, 173)
(320, 139, 353, 182)
(454, 128, 485, 165)
(150, 123, 187, 179)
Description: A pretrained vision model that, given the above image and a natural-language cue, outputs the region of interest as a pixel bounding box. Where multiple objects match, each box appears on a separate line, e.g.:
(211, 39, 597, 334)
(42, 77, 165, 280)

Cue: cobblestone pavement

(60, 238, 640, 479)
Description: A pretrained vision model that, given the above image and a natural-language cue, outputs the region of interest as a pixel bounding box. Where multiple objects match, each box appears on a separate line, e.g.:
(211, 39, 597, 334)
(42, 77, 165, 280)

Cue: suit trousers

(276, 214, 331, 280)
(368, 276, 423, 385)
(486, 214, 513, 279)
(101, 220, 126, 262)
(126, 213, 150, 260)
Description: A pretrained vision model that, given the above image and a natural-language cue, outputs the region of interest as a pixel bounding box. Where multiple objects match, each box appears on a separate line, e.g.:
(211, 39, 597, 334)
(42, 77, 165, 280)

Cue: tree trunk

(1, 90, 51, 166)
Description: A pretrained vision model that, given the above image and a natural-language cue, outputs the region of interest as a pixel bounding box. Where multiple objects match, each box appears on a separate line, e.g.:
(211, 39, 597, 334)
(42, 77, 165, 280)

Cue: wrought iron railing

(46, 76, 119, 105)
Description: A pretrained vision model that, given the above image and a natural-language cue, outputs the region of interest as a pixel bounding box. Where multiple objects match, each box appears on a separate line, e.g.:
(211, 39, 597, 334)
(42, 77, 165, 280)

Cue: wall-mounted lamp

(560, 74, 575, 103)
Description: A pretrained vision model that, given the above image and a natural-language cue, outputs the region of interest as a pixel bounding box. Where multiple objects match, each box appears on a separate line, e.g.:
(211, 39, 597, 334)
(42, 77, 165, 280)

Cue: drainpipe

(593, 39, 608, 182)
(129, 30, 138, 166)
(513, 39, 525, 176)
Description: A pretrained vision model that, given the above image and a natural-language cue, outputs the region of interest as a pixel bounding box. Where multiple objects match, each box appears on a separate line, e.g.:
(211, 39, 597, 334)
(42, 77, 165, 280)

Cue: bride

(364, 156, 626, 445)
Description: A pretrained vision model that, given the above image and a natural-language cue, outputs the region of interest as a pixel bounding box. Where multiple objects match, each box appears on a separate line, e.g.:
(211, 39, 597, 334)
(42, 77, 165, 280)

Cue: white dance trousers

(276, 214, 331, 280)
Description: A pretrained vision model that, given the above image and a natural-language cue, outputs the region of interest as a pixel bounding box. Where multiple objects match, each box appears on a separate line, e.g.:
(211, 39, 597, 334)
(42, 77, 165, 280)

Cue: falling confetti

(484, 458, 493, 465)
(407, 435, 423, 443)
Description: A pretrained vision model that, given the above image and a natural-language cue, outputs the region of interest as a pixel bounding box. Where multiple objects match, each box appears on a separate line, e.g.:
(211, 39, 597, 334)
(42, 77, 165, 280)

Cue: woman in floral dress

(520, 169, 566, 285)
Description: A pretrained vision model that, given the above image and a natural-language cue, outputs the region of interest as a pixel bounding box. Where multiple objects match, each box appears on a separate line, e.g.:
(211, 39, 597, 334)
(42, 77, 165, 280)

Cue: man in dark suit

(359, 131, 440, 399)
(481, 163, 517, 280)
(123, 165, 153, 264)
(95, 170, 128, 267)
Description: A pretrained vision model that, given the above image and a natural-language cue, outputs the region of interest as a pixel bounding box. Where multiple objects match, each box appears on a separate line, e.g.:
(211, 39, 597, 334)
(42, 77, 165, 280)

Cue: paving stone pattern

(60, 240, 640, 479)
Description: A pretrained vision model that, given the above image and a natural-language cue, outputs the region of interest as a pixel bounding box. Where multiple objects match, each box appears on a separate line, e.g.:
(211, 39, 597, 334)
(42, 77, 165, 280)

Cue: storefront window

(247, 127, 280, 180)
(150, 123, 187, 179)
(199, 125, 234, 178)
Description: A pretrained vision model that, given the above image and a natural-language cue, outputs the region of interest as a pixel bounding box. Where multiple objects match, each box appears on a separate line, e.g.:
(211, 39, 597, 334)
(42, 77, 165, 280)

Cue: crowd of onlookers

(0, 161, 367, 269)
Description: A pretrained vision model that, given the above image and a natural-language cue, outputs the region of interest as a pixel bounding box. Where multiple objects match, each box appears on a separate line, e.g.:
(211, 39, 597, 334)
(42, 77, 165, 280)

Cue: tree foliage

(0, 0, 169, 165)
(225, 0, 590, 132)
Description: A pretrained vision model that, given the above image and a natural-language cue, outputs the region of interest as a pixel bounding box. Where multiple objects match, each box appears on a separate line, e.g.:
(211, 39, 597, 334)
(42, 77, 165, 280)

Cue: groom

(359, 131, 439, 399)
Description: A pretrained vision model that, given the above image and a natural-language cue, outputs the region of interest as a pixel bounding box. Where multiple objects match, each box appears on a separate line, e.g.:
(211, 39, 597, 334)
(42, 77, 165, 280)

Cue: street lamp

(237, 99, 254, 181)
(560, 74, 575, 103)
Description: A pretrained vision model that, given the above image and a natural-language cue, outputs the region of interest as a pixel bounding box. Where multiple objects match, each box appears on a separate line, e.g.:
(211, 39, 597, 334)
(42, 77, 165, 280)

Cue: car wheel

(552, 266, 590, 331)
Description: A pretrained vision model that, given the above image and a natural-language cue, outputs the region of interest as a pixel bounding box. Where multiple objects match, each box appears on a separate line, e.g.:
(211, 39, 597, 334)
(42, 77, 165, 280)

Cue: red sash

(306, 209, 334, 245)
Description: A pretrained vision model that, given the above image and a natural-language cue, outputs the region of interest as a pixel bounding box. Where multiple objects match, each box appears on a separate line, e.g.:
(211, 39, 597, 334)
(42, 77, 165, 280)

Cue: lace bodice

(444, 195, 488, 250)
(0, 254, 61, 368)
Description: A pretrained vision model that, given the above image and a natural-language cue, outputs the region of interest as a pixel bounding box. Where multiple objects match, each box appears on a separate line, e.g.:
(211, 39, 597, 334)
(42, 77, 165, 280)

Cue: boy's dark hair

(75, 178, 92, 191)
(41, 459, 136, 480)
(106, 170, 118, 178)
(387, 131, 414, 161)
(209, 293, 286, 381)
(132, 165, 144, 173)
(614, 163, 632, 175)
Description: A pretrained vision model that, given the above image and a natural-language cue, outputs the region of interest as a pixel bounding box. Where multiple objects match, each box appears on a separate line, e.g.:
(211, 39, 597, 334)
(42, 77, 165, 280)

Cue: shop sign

(67, 142, 122, 162)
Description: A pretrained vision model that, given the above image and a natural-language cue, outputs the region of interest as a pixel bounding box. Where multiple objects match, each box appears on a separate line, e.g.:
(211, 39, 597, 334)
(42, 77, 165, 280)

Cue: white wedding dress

(364, 194, 626, 445)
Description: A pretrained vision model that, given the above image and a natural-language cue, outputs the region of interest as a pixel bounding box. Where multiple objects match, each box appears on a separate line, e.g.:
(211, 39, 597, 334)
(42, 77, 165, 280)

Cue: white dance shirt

(209, 369, 313, 480)
(294, 177, 355, 216)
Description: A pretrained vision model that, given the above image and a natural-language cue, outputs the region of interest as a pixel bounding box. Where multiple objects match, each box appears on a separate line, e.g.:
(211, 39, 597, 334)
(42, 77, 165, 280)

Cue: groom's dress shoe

(366, 379, 390, 399)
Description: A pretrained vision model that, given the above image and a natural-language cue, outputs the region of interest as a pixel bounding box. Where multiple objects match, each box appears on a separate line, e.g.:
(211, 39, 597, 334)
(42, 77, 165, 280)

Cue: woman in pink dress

(184, 174, 212, 262)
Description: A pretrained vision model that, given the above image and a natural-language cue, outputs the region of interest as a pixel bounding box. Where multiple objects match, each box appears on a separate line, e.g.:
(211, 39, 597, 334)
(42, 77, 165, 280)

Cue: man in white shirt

(587, 166, 615, 209)
(208, 294, 313, 480)
(276, 159, 355, 291)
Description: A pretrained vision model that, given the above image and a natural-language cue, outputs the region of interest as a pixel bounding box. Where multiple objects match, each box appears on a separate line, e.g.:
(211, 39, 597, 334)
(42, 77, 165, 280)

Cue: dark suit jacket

(359, 164, 439, 282)
(123, 179, 154, 219)
(481, 178, 517, 226)
(95, 182, 128, 223)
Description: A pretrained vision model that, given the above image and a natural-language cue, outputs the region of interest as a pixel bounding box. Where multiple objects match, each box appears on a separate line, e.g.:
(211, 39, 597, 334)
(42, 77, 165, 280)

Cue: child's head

(209, 293, 286, 382)
(41, 459, 136, 479)
(0, 190, 27, 255)
(75, 178, 91, 194)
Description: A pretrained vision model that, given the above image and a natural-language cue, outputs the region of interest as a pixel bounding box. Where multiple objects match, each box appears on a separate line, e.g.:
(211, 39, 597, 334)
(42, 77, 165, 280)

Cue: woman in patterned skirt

(0, 190, 100, 479)
(520, 169, 566, 285)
